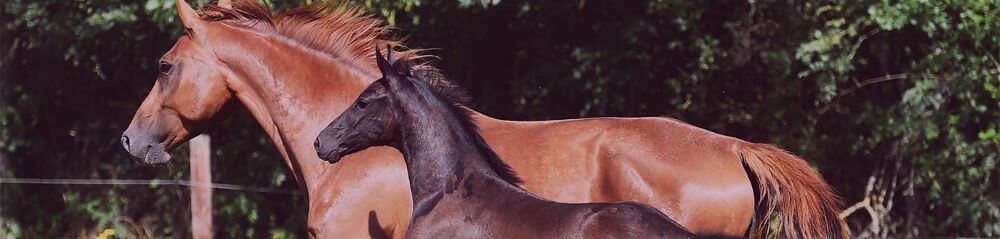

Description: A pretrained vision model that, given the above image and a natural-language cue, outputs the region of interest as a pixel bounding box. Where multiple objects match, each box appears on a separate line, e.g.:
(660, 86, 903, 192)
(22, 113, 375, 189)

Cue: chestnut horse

(120, 0, 846, 238)
(314, 48, 693, 238)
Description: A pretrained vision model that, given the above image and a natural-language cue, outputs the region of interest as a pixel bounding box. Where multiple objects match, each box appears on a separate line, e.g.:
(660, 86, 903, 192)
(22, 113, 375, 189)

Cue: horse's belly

(488, 132, 600, 202)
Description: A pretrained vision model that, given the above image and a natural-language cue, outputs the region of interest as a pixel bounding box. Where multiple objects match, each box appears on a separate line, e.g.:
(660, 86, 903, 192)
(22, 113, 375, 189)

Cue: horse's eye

(356, 99, 368, 109)
(158, 61, 173, 75)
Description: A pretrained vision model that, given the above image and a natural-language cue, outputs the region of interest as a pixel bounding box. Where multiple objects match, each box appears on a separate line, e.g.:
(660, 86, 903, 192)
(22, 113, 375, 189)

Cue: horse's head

(122, 0, 236, 164)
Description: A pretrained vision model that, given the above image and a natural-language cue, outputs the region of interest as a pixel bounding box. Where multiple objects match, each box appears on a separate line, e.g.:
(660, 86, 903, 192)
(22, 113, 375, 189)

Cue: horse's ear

(176, 0, 205, 34)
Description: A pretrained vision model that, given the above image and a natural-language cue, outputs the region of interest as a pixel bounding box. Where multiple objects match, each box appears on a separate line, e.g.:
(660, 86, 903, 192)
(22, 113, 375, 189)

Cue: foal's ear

(375, 46, 405, 92)
(376, 45, 412, 78)
(376, 45, 393, 78)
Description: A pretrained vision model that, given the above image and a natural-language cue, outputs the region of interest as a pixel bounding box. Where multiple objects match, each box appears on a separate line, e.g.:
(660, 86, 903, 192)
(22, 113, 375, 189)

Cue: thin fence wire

(0, 178, 301, 195)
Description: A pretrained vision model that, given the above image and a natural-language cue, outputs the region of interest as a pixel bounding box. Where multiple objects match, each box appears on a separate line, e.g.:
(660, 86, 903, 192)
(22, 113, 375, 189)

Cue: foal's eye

(158, 61, 173, 75)
(356, 99, 368, 109)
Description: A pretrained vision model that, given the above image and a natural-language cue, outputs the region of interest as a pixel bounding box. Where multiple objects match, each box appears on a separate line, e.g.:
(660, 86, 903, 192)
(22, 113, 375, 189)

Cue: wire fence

(0, 177, 301, 195)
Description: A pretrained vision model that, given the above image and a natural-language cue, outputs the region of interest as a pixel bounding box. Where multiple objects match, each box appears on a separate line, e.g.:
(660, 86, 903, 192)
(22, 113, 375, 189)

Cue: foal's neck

(393, 92, 511, 207)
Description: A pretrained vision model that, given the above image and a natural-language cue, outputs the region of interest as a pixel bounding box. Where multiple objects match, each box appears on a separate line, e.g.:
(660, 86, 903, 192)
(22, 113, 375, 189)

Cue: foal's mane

(199, 0, 425, 73)
(395, 58, 523, 186)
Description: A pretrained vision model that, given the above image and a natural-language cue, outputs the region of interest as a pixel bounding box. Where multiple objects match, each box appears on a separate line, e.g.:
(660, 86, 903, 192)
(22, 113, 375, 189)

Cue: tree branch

(840, 197, 871, 219)
(841, 175, 877, 219)
(819, 73, 909, 113)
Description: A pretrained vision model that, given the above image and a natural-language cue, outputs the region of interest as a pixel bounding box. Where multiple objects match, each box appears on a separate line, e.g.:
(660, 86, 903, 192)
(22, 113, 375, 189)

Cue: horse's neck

(219, 35, 374, 193)
(394, 96, 506, 205)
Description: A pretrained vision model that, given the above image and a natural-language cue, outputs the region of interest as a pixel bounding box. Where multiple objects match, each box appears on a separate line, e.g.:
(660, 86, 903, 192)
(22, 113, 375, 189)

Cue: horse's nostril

(121, 135, 130, 151)
(313, 139, 321, 149)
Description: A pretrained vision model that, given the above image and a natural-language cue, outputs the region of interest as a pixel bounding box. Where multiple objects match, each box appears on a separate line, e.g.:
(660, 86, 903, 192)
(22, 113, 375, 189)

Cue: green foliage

(1, 0, 304, 237)
(2, 0, 996, 237)
(792, 0, 998, 235)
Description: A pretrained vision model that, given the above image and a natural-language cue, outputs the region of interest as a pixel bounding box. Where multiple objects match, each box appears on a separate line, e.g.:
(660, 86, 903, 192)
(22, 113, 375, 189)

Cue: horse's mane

(196, 0, 516, 184)
(199, 0, 426, 73)
(394, 57, 523, 186)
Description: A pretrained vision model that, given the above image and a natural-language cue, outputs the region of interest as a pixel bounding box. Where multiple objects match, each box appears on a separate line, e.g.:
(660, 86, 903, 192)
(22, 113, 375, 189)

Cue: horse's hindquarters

(479, 116, 755, 237)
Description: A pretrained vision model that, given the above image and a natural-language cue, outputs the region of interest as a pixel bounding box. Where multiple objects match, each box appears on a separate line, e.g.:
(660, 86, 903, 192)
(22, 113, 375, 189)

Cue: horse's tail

(740, 143, 848, 239)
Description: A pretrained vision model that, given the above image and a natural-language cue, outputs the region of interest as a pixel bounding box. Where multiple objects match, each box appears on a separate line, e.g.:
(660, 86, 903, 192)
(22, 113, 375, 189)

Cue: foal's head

(315, 47, 522, 185)
(313, 46, 471, 163)
(313, 47, 414, 163)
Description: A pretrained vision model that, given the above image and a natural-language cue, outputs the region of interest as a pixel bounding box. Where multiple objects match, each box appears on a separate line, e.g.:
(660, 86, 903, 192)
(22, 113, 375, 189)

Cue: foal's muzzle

(314, 142, 345, 164)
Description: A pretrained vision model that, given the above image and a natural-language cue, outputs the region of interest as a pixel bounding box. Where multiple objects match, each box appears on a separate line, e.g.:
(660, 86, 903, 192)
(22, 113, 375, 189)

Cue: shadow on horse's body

(314, 48, 694, 238)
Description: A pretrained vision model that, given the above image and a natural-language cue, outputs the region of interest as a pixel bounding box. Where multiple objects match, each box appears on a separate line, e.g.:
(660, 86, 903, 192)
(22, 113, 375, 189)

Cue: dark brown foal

(313, 47, 694, 238)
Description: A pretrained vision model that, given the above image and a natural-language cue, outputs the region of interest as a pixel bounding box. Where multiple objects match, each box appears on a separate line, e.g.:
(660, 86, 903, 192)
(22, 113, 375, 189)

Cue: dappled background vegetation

(1, 0, 997, 237)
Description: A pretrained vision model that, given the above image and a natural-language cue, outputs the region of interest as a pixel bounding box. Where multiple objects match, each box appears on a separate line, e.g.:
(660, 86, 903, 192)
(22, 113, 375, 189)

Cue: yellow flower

(96, 228, 115, 239)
